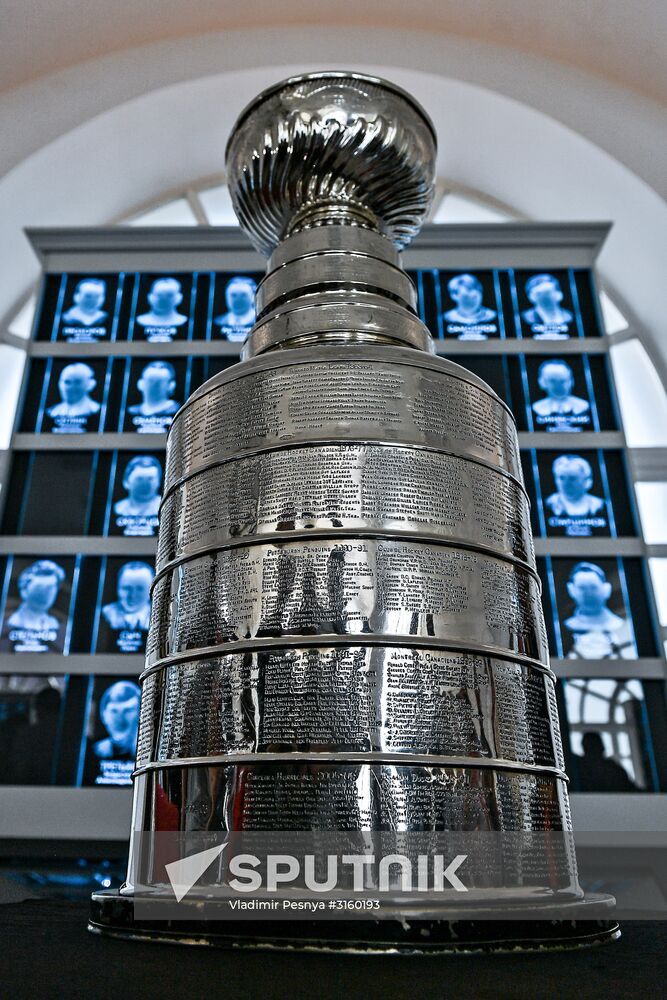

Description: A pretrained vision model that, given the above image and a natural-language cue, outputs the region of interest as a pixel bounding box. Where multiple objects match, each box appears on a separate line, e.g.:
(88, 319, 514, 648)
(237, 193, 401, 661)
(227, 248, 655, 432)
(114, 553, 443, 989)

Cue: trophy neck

(225, 72, 438, 359)
(287, 200, 380, 237)
(241, 223, 434, 359)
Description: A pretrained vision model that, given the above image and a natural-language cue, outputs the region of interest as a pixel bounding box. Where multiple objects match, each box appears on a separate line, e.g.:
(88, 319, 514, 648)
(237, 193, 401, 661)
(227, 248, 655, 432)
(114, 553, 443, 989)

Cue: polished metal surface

(225, 72, 437, 256)
(129, 762, 574, 848)
(146, 537, 547, 666)
(163, 349, 522, 495)
(100, 73, 602, 943)
(135, 647, 562, 770)
(156, 442, 534, 571)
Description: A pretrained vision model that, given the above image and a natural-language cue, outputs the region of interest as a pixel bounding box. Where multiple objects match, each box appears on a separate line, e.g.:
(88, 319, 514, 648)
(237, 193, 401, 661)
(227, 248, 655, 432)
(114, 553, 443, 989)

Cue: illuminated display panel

(558, 677, 667, 793)
(521, 449, 636, 538)
(90, 557, 154, 655)
(453, 353, 617, 433)
(538, 557, 659, 660)
(33, 272, 267, 344)
(35, 273, 125, 343)
(0, 556, 80, 655)
(415, 268, 603, 341)
(123, 272, 197, 343)
(0, 672, 140, 787)
(513, 269, 600, 339)
(105, 451, 164, 538)
(115, 356, 189, 434)
(2, 452, 98, 535)
(521, 353, 617, 432)
(18, 354, 234, 436)
(208, 272, 263, 342)
(79, 675, 141, 786)
(19, 357, 113, 434)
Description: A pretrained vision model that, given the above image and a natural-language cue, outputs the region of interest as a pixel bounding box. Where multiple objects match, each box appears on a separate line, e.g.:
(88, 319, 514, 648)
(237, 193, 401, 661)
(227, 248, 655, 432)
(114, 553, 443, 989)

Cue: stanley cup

(90, 72, 617, 951)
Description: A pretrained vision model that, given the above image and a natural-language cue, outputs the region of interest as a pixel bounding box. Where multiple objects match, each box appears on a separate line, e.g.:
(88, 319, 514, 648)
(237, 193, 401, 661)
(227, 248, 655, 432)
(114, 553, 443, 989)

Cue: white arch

(1, 35, 666, 383)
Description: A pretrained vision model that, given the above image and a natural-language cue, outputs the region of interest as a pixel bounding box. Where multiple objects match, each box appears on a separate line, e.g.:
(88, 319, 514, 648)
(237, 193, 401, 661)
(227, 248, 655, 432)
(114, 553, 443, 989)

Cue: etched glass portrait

(126, 360, 181, 434)
(543, 453, 608, 536)
(111, 455, 163, 537)
(0, 559, 72, 654)
(530, 358, 591, 432)
(55, 275, 120, 343)
(559, 561, 638, 660)
(520, 272, 574, 339)
(62, 277, 107, 327)
(82, 678, 141, 786)
(45, 362, 101, 434)
(214, 275, 257, 341)
(98, 560, 153, 654)
(134, 275, 192, 343)
(441, 271, 498, 340)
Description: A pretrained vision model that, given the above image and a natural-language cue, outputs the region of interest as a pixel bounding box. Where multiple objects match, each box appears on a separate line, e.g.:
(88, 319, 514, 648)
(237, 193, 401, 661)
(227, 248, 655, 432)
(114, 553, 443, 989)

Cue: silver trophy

(90, 72, 616, 951)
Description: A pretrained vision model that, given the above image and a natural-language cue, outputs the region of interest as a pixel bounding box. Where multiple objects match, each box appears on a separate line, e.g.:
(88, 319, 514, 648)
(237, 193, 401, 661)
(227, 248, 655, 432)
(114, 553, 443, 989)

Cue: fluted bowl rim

(224, 70, 437, 164)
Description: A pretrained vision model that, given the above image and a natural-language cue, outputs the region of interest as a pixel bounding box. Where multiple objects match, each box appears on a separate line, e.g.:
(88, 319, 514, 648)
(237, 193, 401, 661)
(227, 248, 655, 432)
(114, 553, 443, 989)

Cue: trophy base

(89, 890, 619, 955)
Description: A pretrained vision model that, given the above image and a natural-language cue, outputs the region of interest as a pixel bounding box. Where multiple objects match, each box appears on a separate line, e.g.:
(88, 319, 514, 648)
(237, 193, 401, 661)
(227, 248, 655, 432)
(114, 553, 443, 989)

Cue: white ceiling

(0, 9, 665, 385)
(2, 0, 665, 105)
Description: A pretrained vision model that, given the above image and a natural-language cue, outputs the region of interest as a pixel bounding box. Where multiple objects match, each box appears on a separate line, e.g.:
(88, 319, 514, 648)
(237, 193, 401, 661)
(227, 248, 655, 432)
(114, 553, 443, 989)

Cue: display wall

(1, 224, 665, 837)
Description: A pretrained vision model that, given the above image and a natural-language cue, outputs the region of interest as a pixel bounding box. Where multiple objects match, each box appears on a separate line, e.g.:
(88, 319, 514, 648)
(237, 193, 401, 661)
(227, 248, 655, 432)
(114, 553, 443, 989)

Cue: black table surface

(1, 900, 664, 1000)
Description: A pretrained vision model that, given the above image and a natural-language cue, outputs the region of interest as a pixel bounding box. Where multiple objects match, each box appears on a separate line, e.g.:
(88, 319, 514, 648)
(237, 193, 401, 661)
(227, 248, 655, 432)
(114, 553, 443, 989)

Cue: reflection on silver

(225, 72, 437, 256)
(98, 72, 608, 944)
(135, 647, 562, 770)
(130, 762, 573, 848)
(164, 350, 521, 494)
(157, 442, 533, 571)
(147, 538, 547, 667)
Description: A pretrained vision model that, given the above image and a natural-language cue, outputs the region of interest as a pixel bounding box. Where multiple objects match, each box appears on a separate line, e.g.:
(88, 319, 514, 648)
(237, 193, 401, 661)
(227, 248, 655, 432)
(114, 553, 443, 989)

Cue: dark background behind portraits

(19, 357, 111, 434)
(34, 273, 122, 342)
(455, 354, 526, 425)
(0, 674, 68, 785)
(124, 272, 195, 342)
(2, 452, 98, 535)
(0, 555, 77, 655)
(520, 449, 636, 538)
(537, 557, 659, 659)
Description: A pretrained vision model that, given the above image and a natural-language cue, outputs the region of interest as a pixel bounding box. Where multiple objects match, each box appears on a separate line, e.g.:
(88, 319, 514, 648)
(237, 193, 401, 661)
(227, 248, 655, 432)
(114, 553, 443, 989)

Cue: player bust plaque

(90, 72, 616, 952)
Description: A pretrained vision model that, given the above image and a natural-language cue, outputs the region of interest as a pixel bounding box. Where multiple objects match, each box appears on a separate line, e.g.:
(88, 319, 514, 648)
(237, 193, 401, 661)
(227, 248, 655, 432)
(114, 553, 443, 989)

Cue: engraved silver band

(140, 635, 555, 680)
(135, 645, 563, 774)
(160, 436, 530, 513)
(267, 225, 401, 271)
(171, 344, 515, 427)
(133, 752, 569, 782)
(150, 527, 541, 596)
(243, 292, 433, 358)
(255, 253, 418, 318)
